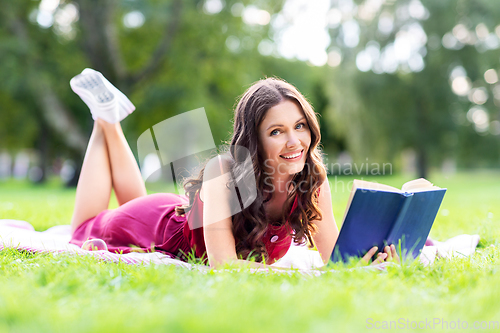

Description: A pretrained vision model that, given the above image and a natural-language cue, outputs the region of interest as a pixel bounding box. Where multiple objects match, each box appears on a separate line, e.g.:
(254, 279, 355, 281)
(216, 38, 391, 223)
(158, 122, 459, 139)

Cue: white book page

(353, 179, 401, 193)
(401, 178, 441, 192)
(342, 178, 441, 223)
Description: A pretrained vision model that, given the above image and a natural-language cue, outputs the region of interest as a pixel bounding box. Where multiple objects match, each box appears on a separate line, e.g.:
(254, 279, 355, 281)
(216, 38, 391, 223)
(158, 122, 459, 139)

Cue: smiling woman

(167, 78, 333, 267)
(67, 71, 394, 270)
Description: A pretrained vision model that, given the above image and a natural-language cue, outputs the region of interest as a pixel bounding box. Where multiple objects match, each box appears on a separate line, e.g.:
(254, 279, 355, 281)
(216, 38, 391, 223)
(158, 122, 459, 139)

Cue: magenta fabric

(70, 191, 294, 263)
(70, 193, 192, 258)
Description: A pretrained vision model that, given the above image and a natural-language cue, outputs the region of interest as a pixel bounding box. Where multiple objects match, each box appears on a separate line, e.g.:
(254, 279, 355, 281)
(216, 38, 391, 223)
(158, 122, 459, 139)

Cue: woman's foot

(70, 68, 135, 123)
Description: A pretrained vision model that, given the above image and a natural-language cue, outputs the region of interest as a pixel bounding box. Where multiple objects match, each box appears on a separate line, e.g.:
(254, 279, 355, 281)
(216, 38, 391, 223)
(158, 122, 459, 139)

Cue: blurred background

(1, 0, 499, 186)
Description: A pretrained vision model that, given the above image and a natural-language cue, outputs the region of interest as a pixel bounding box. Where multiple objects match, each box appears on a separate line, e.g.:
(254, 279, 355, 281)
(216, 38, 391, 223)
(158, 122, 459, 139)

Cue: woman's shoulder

(200, 153, 235, 203)
(204, 153, 233, 178)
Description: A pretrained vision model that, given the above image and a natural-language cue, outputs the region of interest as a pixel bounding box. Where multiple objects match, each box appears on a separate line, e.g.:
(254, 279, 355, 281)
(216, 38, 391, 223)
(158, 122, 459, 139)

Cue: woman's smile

(279, 149, 304, 161)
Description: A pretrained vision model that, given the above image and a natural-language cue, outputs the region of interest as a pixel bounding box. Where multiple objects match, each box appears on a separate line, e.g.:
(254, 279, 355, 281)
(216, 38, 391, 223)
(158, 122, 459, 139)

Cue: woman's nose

(286, 132, 300, 148)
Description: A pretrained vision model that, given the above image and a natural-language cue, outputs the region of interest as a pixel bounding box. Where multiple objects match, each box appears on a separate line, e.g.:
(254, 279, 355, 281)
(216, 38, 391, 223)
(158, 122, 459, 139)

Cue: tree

(324, 0, 500, 177)
(0, 0, 295, 183)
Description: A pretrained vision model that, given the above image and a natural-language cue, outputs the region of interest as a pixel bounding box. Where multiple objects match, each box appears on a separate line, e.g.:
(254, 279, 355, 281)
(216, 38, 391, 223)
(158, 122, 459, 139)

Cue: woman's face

(258, 99, 311, 178)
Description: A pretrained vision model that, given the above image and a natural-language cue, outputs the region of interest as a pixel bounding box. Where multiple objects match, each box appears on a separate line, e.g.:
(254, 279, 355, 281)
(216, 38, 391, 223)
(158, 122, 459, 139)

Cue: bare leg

(71, 121, 112, 232)
(99, 119, 147, 206)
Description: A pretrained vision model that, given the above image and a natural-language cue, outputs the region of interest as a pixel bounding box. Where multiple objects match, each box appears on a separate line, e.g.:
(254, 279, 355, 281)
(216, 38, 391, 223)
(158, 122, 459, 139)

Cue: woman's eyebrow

(266, 117, 306, 130)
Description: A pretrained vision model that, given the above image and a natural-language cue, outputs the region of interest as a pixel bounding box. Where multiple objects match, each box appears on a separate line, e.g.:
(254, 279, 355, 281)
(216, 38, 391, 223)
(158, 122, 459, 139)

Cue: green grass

(0, 172, 500, 332)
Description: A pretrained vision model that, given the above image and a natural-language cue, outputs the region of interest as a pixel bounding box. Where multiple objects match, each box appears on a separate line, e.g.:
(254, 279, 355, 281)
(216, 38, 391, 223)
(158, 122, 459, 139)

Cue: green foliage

(0, 0, 300, 163)
(2, 0, 500, 183)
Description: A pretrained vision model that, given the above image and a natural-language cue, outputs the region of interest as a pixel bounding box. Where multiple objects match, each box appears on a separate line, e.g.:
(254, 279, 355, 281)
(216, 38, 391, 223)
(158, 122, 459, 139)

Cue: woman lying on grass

(68, 69, 399, 269)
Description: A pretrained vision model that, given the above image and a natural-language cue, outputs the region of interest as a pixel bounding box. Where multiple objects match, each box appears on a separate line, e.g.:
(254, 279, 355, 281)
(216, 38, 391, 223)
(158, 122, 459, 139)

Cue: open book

(330, 178, 446, 263)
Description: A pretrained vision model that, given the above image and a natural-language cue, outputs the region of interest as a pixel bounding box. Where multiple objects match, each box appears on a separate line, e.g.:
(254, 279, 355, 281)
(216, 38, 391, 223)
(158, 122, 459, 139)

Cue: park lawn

(0, 172, 499, 332)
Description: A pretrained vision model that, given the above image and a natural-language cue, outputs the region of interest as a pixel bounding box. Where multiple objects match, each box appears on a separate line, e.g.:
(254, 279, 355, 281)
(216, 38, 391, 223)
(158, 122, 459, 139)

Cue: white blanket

(0, 220, 480, 272)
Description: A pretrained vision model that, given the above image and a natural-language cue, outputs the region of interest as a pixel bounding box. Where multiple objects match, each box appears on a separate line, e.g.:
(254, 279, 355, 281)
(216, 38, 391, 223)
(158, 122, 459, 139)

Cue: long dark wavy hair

(175, 77, 327, 262)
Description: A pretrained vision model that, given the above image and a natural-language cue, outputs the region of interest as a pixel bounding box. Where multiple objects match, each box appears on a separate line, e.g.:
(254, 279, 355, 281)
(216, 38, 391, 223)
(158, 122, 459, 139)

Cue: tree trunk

(415, 100, 429, 179)
(416, 147, 428, 179)
(35, 119, 49, 183)
(7, 13, 88, 156)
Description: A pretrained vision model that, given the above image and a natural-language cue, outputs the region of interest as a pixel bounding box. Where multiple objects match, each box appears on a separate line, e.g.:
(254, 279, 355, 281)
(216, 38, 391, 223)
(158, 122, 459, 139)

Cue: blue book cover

(331, 179, 446, 263)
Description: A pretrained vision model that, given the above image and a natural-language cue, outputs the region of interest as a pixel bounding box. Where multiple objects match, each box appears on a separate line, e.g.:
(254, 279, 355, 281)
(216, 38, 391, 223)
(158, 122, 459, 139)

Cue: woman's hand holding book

(360, 244, 400, 266)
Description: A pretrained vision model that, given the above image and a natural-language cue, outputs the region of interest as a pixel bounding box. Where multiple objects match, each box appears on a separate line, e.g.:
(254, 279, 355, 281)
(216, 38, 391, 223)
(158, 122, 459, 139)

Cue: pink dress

(70, 190, 294, 264)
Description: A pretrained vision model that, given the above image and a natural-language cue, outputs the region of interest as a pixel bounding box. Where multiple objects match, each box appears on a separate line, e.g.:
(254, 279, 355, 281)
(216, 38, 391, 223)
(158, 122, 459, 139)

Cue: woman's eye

(270, 129, 279, 136)
(296, 123, 306, 130)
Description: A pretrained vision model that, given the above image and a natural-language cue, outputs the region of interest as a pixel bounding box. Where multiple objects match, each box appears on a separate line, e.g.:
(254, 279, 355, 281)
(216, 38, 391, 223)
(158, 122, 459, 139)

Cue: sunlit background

(1, 0, 499, 185)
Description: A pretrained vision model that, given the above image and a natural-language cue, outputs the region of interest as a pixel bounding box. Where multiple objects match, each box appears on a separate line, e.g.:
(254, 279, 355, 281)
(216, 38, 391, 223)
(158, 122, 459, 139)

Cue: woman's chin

(286, 162, 306, 175)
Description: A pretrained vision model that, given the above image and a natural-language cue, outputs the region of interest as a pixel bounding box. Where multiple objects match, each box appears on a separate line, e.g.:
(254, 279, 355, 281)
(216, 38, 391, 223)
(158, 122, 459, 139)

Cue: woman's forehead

(261, 100, 304, 125)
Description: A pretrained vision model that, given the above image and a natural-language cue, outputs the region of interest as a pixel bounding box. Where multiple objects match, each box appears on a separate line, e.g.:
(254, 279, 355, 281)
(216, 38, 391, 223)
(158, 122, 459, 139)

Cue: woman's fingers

(391, 244, 397, 257)
(384, 246, 392, 261)
(371, 252, 388, 265)
(359, 245, 400, 266)
(360, 246, 378, 264)
(391, 244, 400, 263)
(383, 244, 401, 264)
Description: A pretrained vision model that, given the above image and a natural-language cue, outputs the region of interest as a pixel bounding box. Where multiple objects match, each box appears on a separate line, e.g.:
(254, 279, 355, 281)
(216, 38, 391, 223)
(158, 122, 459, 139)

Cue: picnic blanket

(0, 219, 480, 272)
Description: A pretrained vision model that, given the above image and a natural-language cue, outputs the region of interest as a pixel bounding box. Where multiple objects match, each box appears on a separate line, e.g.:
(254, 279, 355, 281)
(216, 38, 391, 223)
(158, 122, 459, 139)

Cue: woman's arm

(202, 155, 282, 269)
(202, 156, 239, 268)
(311, 179, 340, 264)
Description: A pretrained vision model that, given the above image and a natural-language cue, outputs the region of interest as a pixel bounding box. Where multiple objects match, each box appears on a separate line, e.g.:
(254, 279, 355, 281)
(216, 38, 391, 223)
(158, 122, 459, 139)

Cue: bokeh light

(242, 5, 271, 25)
(203, 0, 224, 15)
(327, 8, 342, 28)
(469, 87, 488, 105)
(378, 12, 394, 35)
(451, 77, 471, 96)
(327, 48, 342, 67)
(492, 85, 500, 102)
(484, 69, 499, 84)
(231, 3, 244, 16)
(123, 11, 145, 29)
(273, 0, 331, 66)
(476, 23, 489, 40)
(258, 39, 274, 56)
(342, 20, 360, 48)
(490, 120, 500, 135)
(225, 35, 240, 52)
(450, 66, 471, 96)
(408, 0, 428, 20)
(356, 51, 372, 72)
(467, 106, 489, 133)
